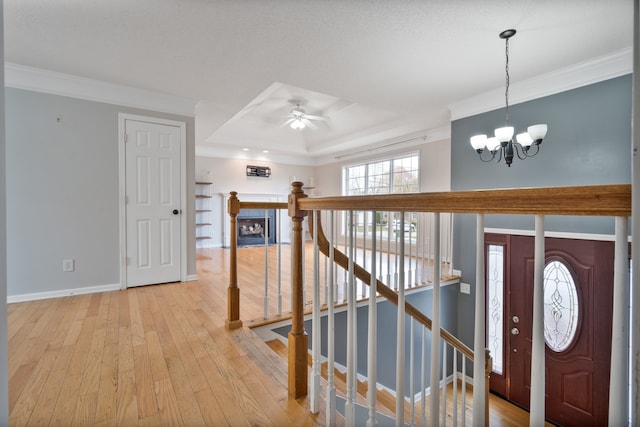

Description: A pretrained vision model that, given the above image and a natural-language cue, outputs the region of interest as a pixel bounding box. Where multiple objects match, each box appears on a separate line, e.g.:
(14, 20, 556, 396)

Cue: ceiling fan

(282, 102, 328, 130)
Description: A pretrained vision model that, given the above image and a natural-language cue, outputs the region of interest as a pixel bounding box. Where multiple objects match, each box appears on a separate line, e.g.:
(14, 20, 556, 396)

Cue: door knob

(512, 315, 520, 323)
(172, 209, 180, 215)
(511, 327, 519, 335)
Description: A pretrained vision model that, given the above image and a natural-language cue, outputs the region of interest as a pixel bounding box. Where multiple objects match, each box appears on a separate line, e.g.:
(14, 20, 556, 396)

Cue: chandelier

(469, 29, 548, 167)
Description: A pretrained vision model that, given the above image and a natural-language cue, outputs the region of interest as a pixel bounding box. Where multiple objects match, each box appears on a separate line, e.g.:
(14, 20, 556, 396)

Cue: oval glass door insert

(543, 260, 579, 352)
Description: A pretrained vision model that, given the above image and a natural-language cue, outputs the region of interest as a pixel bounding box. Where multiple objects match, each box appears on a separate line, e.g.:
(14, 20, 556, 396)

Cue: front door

(486, 233, 614, 426)
(124, 117, 183, 287)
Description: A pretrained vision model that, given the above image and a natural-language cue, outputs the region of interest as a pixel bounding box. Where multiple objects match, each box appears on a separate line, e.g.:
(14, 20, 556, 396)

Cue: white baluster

(343, 212, 349, 303)
(430, 213, 441, 427)
(453, 348, 458, 427)
(394, 214, 400, 290)
(310, 211, 321, 413)
(442, 344, 447, 426)
(529, 215, 545, 426)
(326, 211, 337, 426)
(379, 214, 384, 282)
(290, 218, 293, 313)
(396, 215, 406, 427)
(302, 220, 306, 312)
(408, 216, 413, 288)
(264, 210, 269, 319)
(609, 216, 629, 425)
(409, 319, 415, 424)
(472, 214, 485, 426)
(277, 208, 282, 316)
(448, 213, 454, 276)
(386, 214, 392, 286)
(367, 211, 378, 427)
(421, 326, 427, 427)
(345, 211, 357, 426)
(362, 211, 368, 298)
(462, 357, 467, 427)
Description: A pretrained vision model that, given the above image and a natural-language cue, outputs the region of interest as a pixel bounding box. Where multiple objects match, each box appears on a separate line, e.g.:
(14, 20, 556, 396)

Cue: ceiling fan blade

(281, 118, 295, 127)
(302, 118, 318, 130)
(304, 114, 328, 121)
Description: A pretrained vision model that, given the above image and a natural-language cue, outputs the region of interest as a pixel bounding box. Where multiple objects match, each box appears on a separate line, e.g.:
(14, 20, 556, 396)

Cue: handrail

(298, 184, 631, 217)
(308, 211, 474, 360)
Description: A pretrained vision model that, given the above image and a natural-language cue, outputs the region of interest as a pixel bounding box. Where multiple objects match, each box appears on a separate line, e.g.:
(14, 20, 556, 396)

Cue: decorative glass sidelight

(543, 260, 579, 352)
(487, 245, 504, 374)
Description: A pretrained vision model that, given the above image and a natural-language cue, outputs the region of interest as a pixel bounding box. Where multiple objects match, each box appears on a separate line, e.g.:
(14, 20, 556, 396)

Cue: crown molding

(4, 62, 196, 117)
(449, 47, 632, 121)
(195, 144, 319, 167)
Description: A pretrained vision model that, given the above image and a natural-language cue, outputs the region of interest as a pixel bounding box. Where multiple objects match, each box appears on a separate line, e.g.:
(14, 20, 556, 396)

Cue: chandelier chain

(504, 37, 510, 124)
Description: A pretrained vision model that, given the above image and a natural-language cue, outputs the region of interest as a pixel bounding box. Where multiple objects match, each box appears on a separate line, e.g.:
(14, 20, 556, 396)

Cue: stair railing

(295, 182, 630, 426)
(226, 182, 631, 426)
(308, 206, 484, 426)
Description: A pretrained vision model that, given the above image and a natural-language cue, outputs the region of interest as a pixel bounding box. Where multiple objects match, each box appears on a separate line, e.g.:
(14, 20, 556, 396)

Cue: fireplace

(236, 208, 276, 246)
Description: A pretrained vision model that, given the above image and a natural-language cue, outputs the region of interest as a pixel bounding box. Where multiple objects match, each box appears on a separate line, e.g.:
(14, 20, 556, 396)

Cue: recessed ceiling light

(242, 148, 249, 151)
(263, 150, 269, 153)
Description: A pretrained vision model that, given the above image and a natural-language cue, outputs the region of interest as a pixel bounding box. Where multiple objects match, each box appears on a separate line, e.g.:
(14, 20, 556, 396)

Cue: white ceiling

(4, 0, 634, 165)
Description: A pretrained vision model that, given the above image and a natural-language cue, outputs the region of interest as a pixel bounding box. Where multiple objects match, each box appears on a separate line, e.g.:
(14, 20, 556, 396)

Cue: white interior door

(124, 118, 182, 287)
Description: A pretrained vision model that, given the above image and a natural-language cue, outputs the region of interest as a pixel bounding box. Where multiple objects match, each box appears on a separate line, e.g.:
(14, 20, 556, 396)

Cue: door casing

(118, 113, 187, 289)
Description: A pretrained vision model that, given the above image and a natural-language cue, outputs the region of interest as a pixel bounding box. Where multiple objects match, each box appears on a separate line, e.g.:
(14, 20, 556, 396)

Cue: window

(344, 153, 419, 196)
(487, 244, 505, 374)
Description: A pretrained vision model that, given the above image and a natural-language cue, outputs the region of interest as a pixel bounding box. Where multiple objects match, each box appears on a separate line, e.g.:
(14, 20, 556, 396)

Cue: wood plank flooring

(8, 246, 533, 426)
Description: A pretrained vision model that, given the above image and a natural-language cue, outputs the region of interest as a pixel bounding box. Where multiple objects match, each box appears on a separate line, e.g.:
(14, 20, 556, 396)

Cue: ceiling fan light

(495, 126, 514, 142)
(470, 134, 487, 151)
(516, 132, 534, 147)
(528, 124, 548, 143)
(290, 118, 305, 130)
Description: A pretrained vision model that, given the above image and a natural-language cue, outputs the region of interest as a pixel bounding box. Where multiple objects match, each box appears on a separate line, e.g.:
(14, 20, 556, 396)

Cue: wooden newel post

(288, 181, 308, 398)
(226, 191, 242, 330)
(485, 348, 492, 427)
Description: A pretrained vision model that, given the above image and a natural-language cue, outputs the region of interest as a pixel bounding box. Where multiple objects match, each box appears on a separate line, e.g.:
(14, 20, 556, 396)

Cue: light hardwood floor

(8, 246, 534, 426)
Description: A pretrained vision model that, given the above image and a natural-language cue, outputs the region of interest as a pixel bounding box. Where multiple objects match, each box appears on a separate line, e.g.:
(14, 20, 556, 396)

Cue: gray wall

(450, 75, 632, 347)
(1, 2, 9, 422)
(5, 88, 196, 297)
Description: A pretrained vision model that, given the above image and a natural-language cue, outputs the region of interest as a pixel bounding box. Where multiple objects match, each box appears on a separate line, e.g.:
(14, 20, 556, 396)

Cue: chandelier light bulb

(470, 134, 488, 151)
(527, 124, 548, 143)
(494, 126, 514, 143)
(486, 137, 501, 152)
(516, 132, 534, 148)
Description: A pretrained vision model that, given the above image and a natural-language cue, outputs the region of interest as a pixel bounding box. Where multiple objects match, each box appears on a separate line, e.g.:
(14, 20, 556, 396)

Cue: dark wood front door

(486, 234, 614, 426)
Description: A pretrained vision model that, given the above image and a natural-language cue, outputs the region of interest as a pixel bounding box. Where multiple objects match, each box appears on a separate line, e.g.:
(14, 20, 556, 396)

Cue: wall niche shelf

(195, 180, 213, 247)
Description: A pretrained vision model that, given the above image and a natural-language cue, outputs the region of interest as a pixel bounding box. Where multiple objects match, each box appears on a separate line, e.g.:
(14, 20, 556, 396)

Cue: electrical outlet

(62, 259, 75, 272)
(460, 282, 471, 294)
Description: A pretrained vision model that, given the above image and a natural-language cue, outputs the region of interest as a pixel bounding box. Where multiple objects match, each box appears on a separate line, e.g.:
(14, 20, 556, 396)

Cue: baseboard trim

(186, 274, 198, 282)
(7, 283, 121, 304)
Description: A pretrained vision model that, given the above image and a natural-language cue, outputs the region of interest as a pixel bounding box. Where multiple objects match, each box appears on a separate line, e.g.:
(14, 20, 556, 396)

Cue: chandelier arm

(513, 143, 528, 160)
(477, 150, 498, 163)
(526, 143, 542, 157)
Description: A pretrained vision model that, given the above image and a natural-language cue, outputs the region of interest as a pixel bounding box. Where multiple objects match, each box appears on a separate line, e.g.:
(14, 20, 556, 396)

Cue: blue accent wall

(450, 75, 632, 348)
(273, 284, 459, 396)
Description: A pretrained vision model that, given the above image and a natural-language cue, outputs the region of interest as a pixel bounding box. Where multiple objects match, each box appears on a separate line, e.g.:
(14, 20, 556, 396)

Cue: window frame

(342, 152, 421, 196)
